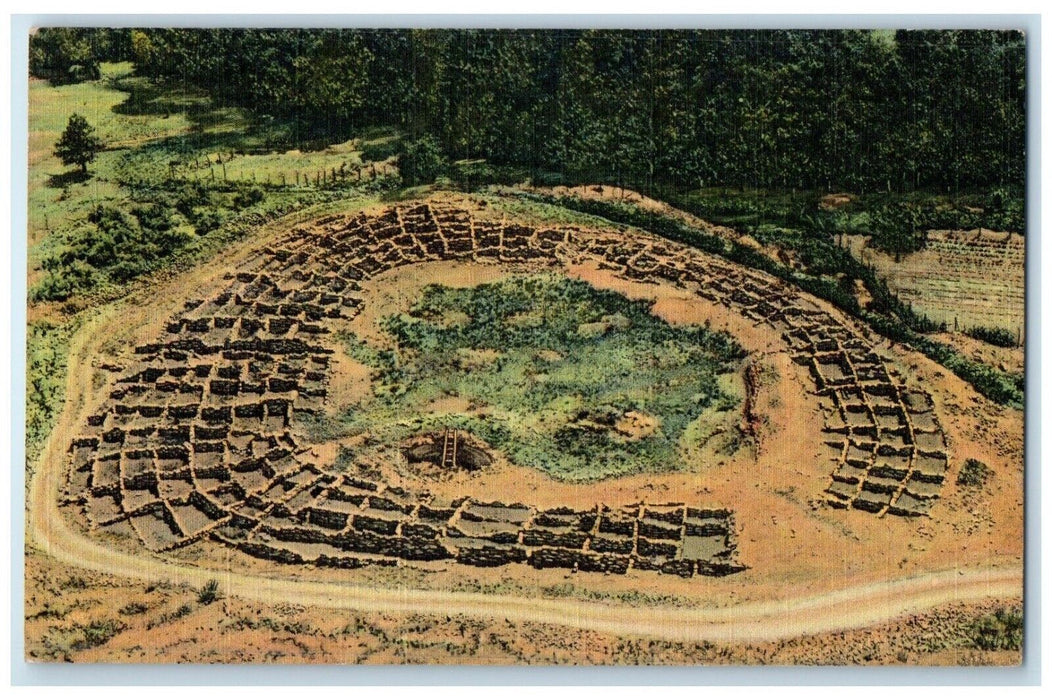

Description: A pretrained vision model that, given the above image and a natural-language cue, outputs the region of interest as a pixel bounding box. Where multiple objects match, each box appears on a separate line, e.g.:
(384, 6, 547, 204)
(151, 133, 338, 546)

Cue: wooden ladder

(441, 428, 458, 469)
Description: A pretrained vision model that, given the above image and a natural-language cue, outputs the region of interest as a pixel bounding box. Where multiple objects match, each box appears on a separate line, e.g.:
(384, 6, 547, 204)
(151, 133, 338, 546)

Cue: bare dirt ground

(25, 192, 1024, 663)
(527, 184, 764, 249)
(24, 547, 1019, 664)
(930, 331, 1024, 376)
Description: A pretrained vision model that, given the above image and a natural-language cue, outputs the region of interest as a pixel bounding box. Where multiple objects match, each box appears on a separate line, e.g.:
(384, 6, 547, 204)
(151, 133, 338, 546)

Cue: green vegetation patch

(521, 190, 1024, 409)
(969, 607, 1023, 652)
(965, 325, 1020, 349)
(26, 320, 74, 472)
(330, 273, 745, 482)
(957, 458, 992, 488)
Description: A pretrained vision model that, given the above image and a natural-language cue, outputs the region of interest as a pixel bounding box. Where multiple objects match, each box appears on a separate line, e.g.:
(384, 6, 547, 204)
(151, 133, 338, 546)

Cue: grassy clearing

(323, 273, 744, 482)
(28, 62, 399, 304)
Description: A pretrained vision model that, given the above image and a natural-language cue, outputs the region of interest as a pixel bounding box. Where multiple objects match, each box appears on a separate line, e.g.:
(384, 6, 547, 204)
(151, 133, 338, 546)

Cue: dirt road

(26, 197, 1022, 645)
(27, 310, 1020, 644)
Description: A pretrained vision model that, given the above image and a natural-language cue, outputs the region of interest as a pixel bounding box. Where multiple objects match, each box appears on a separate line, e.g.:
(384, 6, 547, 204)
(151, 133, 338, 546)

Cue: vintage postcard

(24, 27, 1025, 665)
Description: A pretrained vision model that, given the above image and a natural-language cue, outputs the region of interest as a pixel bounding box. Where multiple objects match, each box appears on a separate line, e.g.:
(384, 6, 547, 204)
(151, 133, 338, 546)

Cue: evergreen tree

(54, 113, 103, 175)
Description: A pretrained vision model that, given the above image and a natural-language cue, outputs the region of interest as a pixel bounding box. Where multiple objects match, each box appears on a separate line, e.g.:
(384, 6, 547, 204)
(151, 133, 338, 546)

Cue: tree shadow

(46, 169, 91, 188)
(110, 72, 357, 154)
(110, 74, 212, 119)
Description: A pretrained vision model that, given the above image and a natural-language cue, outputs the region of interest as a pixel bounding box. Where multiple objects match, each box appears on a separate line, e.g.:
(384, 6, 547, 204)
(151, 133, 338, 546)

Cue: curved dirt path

(30, 479, 1020, 644)
(27, 198, 1022, 645)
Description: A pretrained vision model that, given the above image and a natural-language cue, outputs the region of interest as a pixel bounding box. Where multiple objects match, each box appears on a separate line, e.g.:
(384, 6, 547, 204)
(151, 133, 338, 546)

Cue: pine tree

(54, 113, 103, 175)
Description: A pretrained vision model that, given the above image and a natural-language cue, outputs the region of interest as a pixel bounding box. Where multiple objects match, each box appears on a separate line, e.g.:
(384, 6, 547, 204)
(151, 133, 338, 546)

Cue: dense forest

(31, 27, 1025, 194)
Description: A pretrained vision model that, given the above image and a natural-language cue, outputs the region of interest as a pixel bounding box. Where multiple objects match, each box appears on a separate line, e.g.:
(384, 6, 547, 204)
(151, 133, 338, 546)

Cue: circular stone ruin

(59, 202, 948, 580)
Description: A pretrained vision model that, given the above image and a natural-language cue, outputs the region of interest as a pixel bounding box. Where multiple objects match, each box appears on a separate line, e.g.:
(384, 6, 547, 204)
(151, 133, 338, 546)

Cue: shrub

(397, 136, 447, 186)
(62, 575, 88, 590)
(970, 607, 1023, 651)
(132, 202, 176, 232)
(233, 185, 265, 209)
(965, 325, 1019, 348)
(175, 182, 210, 217)
(118, 602, 149, 616)
(72, 619, 124, 650)
(197, 579, 221, 605)
(192, 209, 224, 234)
(360, 137, 402, 163)
(35, 202, 196, 299)
(957, 458, 991, 488)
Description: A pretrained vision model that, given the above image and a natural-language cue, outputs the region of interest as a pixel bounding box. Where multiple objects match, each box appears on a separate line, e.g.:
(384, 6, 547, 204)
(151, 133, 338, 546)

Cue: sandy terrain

(23, 547, 1019, 663)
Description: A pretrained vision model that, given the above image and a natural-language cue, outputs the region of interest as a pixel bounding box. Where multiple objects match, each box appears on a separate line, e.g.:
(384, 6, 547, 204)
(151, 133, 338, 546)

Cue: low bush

(73, 618, 124, 651)
(197, 579, 221, 605)
(957, 458, 992, 488)
(359, 137, 402, 163)
(34, 202, 194, 300)
(965, 325, 1019, 348)
(118, 602, 149, 616)
(233, 185, 265, 209)
(26, 321, 72, 469)
(970, 607, 1023, 651)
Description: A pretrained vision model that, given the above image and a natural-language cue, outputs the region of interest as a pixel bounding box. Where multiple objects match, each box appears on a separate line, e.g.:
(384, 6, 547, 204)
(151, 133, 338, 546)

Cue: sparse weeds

(118, 601, 149, 616)
(40, 617, 126, 660)
(147, 602, 193, 629)
(197, 579, 221, 605)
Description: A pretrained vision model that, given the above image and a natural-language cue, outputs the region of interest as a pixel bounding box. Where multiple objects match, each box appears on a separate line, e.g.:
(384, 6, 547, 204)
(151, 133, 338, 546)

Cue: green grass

(323, 273, 745, 482)
(25, 320, 74, 474)
(28, 62, 401, 303)
(176, 139, 369, 186)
